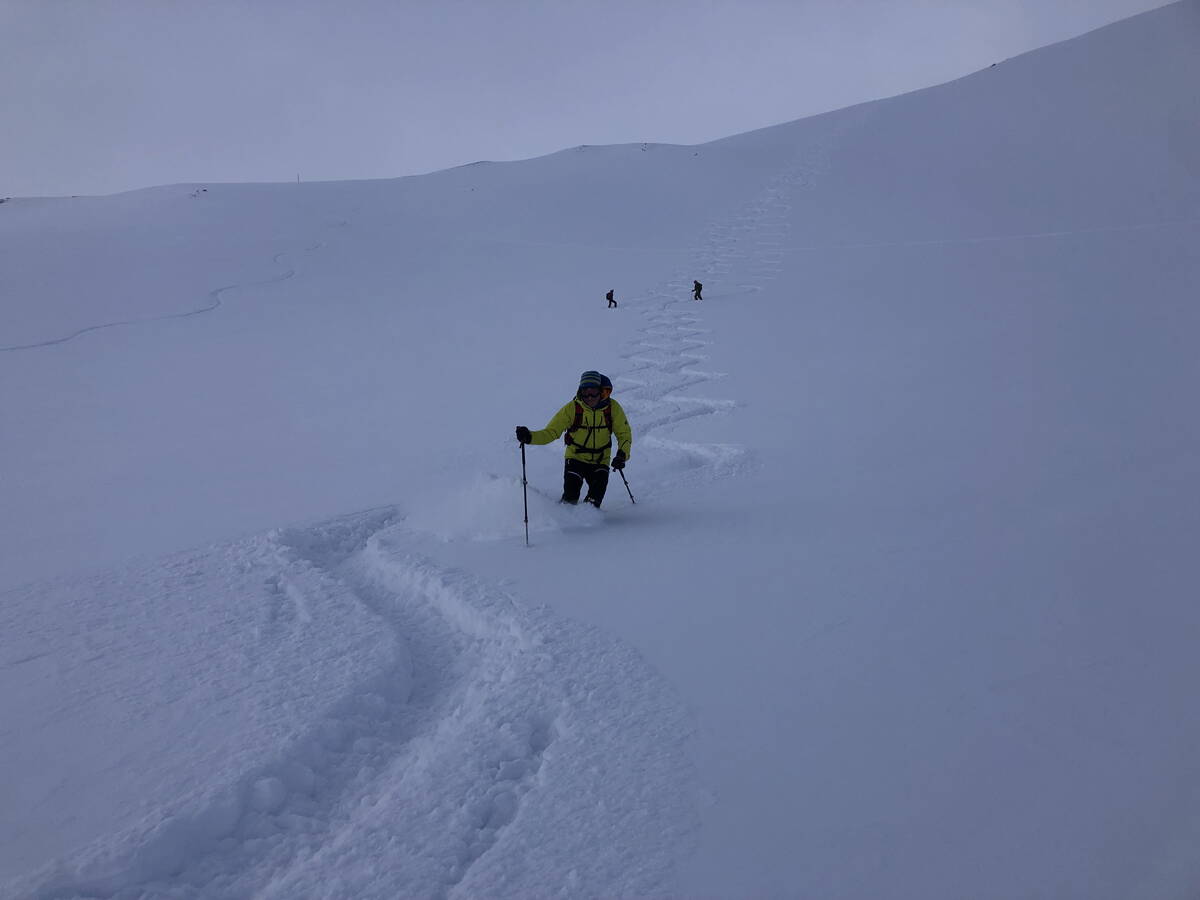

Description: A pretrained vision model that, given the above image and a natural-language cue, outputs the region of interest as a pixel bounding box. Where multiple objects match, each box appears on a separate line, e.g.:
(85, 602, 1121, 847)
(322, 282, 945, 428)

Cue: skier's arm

(612, 403, 632, 460)
(529, 403, 574, 445)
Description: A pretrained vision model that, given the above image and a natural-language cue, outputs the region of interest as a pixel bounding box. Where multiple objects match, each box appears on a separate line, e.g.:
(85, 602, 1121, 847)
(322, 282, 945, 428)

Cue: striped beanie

(578, 370, 611, 391)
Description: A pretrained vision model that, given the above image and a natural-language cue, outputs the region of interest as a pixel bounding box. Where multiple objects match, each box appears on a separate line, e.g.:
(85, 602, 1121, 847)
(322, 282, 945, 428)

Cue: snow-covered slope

(2, 2, 1198, 897)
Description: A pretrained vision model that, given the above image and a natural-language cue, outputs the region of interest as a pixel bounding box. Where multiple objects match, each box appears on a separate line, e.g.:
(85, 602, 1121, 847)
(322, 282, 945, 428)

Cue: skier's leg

(561, 459, 585, 504)
(583, 464, 610, 507)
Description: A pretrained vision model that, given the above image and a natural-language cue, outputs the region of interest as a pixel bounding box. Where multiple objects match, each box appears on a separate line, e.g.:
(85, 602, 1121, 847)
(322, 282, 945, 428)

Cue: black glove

(611, 450, 626, 470)
(515, 426, 532, 444)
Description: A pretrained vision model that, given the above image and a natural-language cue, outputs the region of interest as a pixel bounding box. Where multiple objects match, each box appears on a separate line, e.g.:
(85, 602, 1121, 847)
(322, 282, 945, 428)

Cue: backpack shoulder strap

(564, 401, 583, 446)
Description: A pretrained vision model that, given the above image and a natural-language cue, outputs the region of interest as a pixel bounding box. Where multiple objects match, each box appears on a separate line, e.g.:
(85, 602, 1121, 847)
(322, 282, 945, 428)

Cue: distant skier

(692, 280, 703, 301)
(607, 289, 617, 308)
(515, 370, 632, 508)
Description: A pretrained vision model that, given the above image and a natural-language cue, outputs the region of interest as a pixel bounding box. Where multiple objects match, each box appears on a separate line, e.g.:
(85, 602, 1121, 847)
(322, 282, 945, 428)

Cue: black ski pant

(562, 457, 610, 507)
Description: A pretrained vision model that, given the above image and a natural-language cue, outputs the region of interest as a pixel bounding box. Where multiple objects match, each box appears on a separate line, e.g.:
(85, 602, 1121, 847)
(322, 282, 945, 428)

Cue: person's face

(579, 388, 602, 408)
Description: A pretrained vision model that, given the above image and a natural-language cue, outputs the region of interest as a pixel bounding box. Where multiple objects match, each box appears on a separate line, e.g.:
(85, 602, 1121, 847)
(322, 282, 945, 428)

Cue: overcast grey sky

(1, 0, 1170, 197)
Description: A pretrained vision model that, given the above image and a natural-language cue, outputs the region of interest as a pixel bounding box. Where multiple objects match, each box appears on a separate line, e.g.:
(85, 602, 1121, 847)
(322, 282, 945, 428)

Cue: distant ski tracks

(0, 236, 327, 354)
(614, 146, 826, 489)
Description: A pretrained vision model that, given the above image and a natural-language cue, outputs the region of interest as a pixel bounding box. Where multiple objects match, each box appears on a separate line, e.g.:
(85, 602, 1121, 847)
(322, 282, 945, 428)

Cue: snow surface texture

(3, 3, 1200, 897)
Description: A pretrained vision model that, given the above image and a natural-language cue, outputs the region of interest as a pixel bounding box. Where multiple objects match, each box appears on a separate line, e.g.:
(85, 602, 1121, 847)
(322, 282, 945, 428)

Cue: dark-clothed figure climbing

(692, 280, 703, 301)
(607, 289, 617, 308)
(515, 371, 632, 508)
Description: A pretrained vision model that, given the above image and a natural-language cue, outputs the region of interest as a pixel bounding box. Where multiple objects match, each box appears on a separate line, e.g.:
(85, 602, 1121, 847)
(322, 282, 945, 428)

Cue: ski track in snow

(0, 225, 331, 353)
(9, 508, 697, 899)
(7, 147, 828, 899)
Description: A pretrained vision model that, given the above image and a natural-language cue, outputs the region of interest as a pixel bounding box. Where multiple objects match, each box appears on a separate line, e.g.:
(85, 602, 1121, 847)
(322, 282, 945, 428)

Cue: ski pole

(520, 443, 530, 546)
(618, 468, 636, 505)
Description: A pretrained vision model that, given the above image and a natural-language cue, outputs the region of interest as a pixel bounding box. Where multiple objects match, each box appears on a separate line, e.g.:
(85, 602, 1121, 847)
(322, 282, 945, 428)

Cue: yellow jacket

(529, 398, 632, 466)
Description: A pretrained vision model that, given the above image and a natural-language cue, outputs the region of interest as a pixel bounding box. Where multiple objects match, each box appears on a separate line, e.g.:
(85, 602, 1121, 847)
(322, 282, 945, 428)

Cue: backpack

(564, 400, 613, 459)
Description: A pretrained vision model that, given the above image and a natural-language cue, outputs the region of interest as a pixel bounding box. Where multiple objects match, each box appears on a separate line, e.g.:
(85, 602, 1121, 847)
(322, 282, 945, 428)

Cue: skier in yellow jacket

(515, 370, 632, 508)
